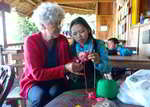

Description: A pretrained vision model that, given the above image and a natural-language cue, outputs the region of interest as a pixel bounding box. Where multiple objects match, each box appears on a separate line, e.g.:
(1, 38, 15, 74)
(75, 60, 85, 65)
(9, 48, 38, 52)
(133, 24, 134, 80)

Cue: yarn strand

(84, 62, 88, 93)
(94, 63, 96, 89)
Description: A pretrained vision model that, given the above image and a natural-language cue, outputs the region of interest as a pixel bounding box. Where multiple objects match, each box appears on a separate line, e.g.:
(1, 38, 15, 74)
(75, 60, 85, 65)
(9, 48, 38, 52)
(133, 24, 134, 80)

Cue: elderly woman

(20, 2, 83, 107)
(68, 17, 112, 90)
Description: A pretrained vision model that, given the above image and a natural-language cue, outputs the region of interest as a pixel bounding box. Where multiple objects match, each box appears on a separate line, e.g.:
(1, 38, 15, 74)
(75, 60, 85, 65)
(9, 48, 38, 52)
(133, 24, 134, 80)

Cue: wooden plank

(61, 5, 95, 14)
(0, 45, 4, 65)
(25, 0, 36, 6)
(2, 49, 23, 54)
(44, 0, 115, 4)
(44, 0, 96, 4)
(98, 0, 115, 2)
(109, 55, 150, 69)
(1, 10, 7, 48)
(98, 2, 113, 15)
(11, 53, 24, 61)
(7, 87, 23, 100)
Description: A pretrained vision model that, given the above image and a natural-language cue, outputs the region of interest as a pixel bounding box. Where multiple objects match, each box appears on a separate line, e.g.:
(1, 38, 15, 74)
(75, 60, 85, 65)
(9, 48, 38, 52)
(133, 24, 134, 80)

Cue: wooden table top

(45, 89, 142, 107)
(109, 55, 150, 69)
(109, 55, 150, 62)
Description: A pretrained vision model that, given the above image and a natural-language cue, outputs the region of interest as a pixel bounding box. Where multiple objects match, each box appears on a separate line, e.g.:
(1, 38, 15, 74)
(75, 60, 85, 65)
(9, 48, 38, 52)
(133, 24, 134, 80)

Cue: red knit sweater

(20, 33, 71, 98)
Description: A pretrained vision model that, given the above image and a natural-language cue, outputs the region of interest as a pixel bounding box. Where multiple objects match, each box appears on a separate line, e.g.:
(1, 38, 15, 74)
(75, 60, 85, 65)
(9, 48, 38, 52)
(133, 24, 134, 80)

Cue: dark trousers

(28, 78, 66, 107)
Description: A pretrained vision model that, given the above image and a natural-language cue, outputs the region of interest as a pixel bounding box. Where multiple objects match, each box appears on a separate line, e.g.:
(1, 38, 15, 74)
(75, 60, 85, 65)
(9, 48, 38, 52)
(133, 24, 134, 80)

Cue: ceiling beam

(98, 0, 115, 2)
(60, 5, 95, 14)
(25, 0, 37, 6)
(43, 0, 115, 4)
(43, 0, 96, 4)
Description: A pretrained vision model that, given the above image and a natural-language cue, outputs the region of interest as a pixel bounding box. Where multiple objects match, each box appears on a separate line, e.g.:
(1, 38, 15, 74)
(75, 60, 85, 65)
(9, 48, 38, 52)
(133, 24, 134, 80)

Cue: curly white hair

(32, 2, 65, 30)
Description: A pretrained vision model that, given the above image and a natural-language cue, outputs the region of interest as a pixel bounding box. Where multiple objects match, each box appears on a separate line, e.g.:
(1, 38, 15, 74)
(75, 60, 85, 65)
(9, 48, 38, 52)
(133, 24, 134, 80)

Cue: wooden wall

(140, 0, 150, 17)
(96, 15, 115, 40)
(96, 2, 116, 40)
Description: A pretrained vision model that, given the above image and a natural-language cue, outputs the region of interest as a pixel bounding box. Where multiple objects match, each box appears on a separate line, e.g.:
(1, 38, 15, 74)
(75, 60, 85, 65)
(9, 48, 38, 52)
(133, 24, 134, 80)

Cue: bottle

(140, 13, 144, 24)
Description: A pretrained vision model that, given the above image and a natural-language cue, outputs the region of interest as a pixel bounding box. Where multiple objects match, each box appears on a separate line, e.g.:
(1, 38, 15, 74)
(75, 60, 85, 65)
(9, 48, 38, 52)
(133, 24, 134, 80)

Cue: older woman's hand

(64, 62, 84, 75)
(88, 52, 100, 64)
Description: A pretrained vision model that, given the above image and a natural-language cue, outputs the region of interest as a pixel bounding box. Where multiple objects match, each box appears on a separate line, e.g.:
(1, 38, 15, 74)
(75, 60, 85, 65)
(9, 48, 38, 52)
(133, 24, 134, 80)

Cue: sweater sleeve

(24, 36, 65, 81)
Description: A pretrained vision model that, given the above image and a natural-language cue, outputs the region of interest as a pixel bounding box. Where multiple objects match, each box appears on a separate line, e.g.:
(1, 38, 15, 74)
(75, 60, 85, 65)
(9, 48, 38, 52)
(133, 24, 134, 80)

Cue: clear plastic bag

(118, 69, 150, 107)
(117, 83, 142, 106)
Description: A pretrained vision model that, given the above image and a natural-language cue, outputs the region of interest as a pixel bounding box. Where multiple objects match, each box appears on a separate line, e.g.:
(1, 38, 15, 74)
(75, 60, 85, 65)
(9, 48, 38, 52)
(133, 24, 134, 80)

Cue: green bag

(96, 79, 118, 99)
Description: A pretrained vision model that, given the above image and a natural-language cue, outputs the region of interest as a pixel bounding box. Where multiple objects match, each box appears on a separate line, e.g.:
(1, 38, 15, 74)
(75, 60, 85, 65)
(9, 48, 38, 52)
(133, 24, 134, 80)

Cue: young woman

(67, 17, 112, 90)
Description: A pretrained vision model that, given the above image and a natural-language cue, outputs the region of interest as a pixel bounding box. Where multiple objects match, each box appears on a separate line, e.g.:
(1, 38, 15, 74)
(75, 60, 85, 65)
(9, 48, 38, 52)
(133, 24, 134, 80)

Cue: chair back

(0, 65, 15, 106)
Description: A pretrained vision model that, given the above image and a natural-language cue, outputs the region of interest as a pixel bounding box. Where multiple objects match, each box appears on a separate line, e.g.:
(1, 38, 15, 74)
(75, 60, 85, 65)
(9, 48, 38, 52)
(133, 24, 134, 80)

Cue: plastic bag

(125, 69, 150, 107)
(118, 69, 150, 107)
(117, 83, 142, 106)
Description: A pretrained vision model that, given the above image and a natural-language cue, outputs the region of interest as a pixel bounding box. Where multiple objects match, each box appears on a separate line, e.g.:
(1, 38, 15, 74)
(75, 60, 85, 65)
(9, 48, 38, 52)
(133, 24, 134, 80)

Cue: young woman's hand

(64, 62, 84, 75)
(78, 52, 89, 62)
(88, 52, 100, 64)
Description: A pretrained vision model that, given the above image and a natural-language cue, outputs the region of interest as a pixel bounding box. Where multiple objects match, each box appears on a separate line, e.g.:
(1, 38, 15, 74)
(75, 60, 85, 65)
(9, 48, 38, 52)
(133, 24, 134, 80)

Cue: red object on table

(88, 92, 96, 99)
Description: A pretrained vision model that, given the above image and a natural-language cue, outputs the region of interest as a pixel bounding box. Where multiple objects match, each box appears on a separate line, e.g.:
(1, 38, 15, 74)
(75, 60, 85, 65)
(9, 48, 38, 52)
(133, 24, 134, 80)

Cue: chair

(0, 65, 15, 106)
(6, 87, 27, 107)
(5, 52, 26, 107)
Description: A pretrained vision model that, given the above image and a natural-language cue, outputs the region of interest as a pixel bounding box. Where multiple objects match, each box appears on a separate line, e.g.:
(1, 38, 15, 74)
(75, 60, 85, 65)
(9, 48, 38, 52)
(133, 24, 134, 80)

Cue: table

(45, 89, 142, 107)
(109, 55, 150, 69)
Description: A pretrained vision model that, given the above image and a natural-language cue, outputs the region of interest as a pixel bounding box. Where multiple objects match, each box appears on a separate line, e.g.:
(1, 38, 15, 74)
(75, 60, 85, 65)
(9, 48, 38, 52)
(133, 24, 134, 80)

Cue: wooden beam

(99, 14, 113, 16)
(63, 8, 95, 14)
(60, 5, 95, 13)
(43, 0, 96, 4)
(25, 0, 37, 6)
(1, 10, 7, 48)
(41, 0, 116, 5)
(98, 0, 115, 2)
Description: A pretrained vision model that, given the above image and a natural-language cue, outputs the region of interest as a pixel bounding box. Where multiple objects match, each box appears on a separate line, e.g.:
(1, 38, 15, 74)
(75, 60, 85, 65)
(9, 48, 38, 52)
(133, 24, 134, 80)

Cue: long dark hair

(70, 17, 96, 57)
(70, 17, 93, 39)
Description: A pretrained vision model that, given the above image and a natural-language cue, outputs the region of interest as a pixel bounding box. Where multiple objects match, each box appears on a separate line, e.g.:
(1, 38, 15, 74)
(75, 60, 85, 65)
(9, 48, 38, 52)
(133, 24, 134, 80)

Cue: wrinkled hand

(88, 52, 100, 64)
(64, 62, 84, 75)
